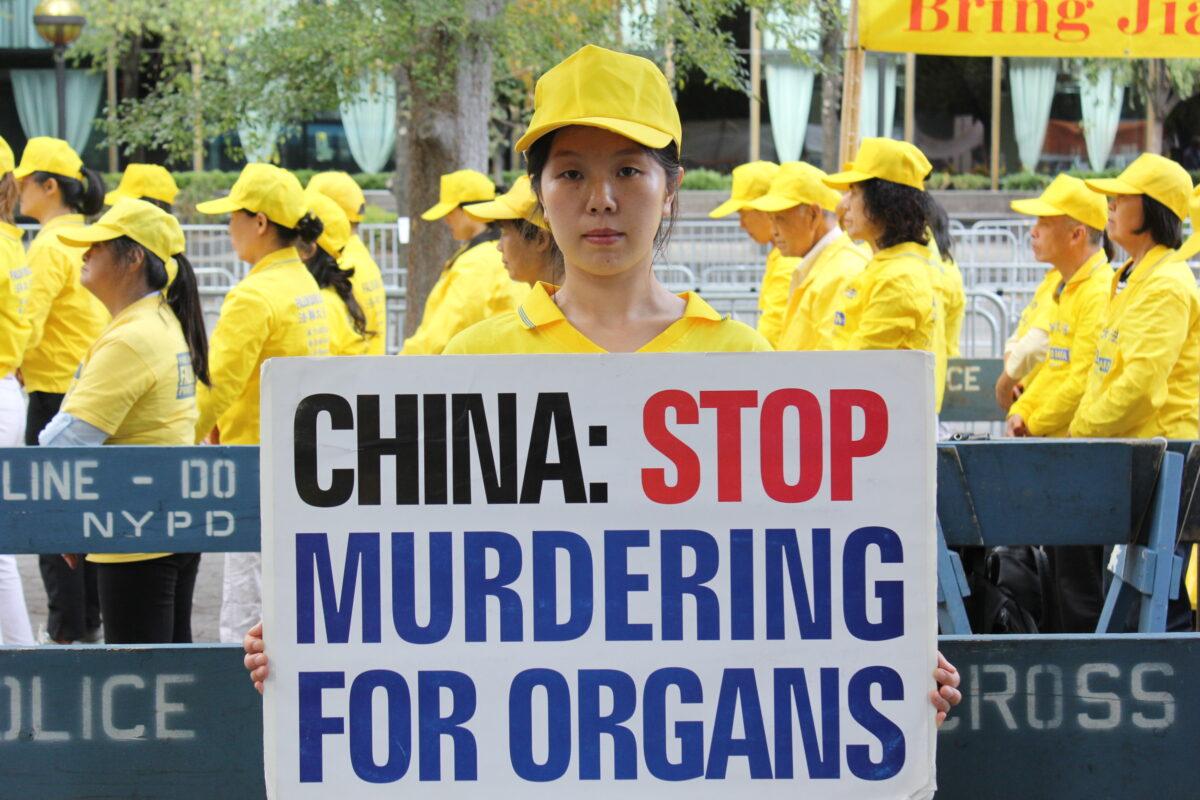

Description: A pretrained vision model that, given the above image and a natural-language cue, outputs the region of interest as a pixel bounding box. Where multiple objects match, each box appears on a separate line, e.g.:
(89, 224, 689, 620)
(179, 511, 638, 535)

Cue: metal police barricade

(2, 442, 1199, 798)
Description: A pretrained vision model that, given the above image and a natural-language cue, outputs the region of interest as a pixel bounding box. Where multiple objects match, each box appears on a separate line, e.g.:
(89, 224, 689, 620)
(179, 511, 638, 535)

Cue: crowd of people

(4, 42, 1200, 722)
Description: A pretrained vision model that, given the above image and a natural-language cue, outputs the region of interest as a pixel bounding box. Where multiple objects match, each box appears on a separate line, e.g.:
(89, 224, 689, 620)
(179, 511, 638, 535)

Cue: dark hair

(139, 196, 173, 213)
(500, 218, 565, 284)
(303, 246, 369, 338)
(110, 237, 210, 386)
(0, 173, 17, 224)
(239, 210, 323, 249)
(928, 198, 953, 263)
(1134, 195, 1184, 249)
(1085, 226, 1116, 262)
(858, 178, 935, 250)
(32, 167, 105, 216)
(525, 129, 682, 262)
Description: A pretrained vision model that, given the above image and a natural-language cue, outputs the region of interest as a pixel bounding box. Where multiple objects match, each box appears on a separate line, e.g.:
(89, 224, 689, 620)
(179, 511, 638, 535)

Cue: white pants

(220, 552, 261, 644)
(0, 376, 34, 645)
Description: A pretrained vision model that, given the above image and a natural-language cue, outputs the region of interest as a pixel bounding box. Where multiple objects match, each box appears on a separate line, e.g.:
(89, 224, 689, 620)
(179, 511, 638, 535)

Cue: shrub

(680, 168, 731, 191)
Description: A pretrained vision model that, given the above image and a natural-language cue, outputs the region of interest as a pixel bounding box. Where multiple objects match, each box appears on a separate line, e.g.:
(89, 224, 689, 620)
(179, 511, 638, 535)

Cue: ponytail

(269, 212, 323, 249)
(32, 167, 106, 216)
(304, 248, 369, 338)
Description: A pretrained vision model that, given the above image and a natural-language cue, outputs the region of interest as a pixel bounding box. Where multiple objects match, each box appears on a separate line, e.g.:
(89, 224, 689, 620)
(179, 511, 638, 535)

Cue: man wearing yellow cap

(746, 161, 868, 351)
(1005, 175, 1113, 439)
(709, 161, 799, 346)
(403, 169, 519, 355)
(824, 138, 944, 405)
(105, 164, 179, 211)
(307, 172, 388, 354)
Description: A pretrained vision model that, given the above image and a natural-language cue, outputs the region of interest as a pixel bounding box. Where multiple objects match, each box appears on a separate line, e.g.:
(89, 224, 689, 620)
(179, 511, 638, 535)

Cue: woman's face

(1106, 195, 1146, 251)
(229, 209, 269, 263)
(17, 175, 55, 222)
(497, 221, 551, 285)
(838, 184, 882, 246)
(538, 126, 676, 279)
(80, 241, 133, 302)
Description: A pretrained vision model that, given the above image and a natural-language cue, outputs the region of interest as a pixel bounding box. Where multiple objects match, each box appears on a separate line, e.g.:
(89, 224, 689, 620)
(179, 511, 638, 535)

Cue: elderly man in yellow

(1005, 176, 1112, 439)
(708, 160, 798, 346)
(746, 161, 868, 351)
(307, 172, 387, 354)
(824, 138, 943, 404)
(402, 169, 522, 354)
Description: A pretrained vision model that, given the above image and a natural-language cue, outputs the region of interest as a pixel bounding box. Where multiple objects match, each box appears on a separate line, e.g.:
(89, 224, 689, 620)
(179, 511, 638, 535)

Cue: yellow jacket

(322, 286, 371, 356)
(341, 234, 387, 355)
(939, 257, 966, 359)
(756, 247, 800, 347)
(1070, 246, 1200, 439)
(195, 248, 330, 444)
(20, 215, 109, 393)
(1006, 269, 1060, 384)
(445, 282, 771, 354)
(401, 239, 519, 355)
(0, 222, 30, 380)
(1009, 251, 1112, 437)
(776, 231, 868, 351)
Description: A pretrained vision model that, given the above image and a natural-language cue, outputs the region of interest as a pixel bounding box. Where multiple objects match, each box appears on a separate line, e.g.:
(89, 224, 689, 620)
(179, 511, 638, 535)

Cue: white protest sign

(261, 352, 937, 798)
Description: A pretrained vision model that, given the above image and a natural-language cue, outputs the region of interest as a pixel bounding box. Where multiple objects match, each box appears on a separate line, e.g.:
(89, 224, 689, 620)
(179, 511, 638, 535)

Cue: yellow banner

(861, 0, 1200, 57)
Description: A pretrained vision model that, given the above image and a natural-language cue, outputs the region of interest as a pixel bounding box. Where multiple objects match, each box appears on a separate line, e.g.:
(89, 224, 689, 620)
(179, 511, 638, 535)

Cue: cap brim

(1179, 233, 1200, 262)
(708, 198, 750, 219)
(515, 117, 675, 154)
(56, 223, 123, 249)
(1084, 177, 1140, 197)
(463, 198, 519, 222)
(195, 197, 242, 216)
(11, 164, 35, 180)
(746, 195, 798, 213)
(822, 169, 873, 190)
(346, 208, 365, 223)
(1009, 198, 1065, 218)
(104, 188, 136, 206)
(420, 201, 457, 222)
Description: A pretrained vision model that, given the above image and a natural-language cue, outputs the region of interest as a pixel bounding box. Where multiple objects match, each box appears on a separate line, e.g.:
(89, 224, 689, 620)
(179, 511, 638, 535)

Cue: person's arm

(944, 266, 966, 359)
(845, 272, 928, 351)
(57, 339, 155, 437)
(22, 246, 69, 354)
(1070, 283, 1189, 438)
(1019, 290, 1107, 436)
(39, 412, 109, 446)
(400, 272, 470, 355)
(1003, 327, 1050, 381)
(194, 288, 273, 442)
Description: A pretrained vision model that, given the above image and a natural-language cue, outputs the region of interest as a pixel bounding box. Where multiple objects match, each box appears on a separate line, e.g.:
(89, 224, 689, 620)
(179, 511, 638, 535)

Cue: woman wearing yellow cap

(195, 163, 330, 643)
(105, 163, 179, 212)
(1071, 154, 1200, 440)
(402, 169, 519, 354)
(463, 176, 563, 287)
(306, 172, 387, 354)
(0, 135, 34, 646)
(38, 199, 207, 643)
(13, 136, 108, 644)
(300, 191, 371, 356)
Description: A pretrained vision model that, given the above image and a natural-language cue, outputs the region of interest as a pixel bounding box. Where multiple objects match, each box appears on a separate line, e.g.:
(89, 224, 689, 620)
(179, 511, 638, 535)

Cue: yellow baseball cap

(307, 171, 366, 223)
(304, 189, 351, 258)
(0, 136, 14, 179)
(823, 138, 933, 192)
(462, 176, 547, 230)
(57, 198, 186, 286)
(13, 136, 83, 181)
(1010, 174, 1108, 232)
(746, 161, 842, 214)
(196, 163, 307, 228)
(708, 161, 779, 218)
(1179, 188, 1199, 262)
(420, 169, 496, 221)
(105, 164, 179, 206)
(1085, 154, 1193, 221)
(515, 44, 682, 155)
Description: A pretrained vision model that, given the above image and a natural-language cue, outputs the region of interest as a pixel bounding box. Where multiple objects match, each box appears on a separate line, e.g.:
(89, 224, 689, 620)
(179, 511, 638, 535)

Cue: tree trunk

(403, 1, 502, 339)
(818, 6, 843, 173)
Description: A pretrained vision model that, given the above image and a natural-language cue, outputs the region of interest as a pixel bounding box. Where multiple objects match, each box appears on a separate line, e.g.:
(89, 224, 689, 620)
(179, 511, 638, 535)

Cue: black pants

(94, 554, 201, 644)
(27, 391, 103, 642)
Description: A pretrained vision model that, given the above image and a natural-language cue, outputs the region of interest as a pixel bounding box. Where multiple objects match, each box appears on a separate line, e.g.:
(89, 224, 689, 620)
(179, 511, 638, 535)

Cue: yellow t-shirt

(756, 247, 800, 347)
(1009, 251, 1111, 437)
(0, 222, 31, 380)
(195, 248, 330, 444)
(776, 232, 868, 352)
(1071, 246, 1200, 440)
(61, 294, 198, 564)
(20, 215, 110, 393)
(341, 235, 387, 355)
(444, 282, 771, 354)
(322, 285, 371, 356)
(401, 239, 520, 355)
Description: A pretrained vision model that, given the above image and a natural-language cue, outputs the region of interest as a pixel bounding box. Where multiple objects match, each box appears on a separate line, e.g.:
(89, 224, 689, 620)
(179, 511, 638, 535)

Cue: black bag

(965, 546, 1052, 634)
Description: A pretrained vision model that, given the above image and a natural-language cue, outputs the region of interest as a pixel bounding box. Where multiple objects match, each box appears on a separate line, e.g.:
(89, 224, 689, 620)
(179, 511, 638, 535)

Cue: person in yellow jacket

(745, 161, 868, 351)
(995, 268, 1058, 411)
(824, 138, 945, 408)
(0, 135, 34, 646)
(105, 163, 179, 212)
(195, 163, 330, 644)
(708, 160, 799, 346)
(463, 175, 563, 287)
(1071, 154, 1200, 441)
(300, 190, 371, 356)
(306, 172, 387, 354)
(927, 203, 966, 363)
(402, 169, 520, 354)
(13, 137, 107, 644)
(39, 199, 208, 643)
(1006, 175, 1113, 438)
(1179, 186, 1199, 263)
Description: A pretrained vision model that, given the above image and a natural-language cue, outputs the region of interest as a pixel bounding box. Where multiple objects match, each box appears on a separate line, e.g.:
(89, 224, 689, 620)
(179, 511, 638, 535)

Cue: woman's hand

(61, 554, 79, 569)
(930, 650, 962, 727)
(243, 621, 269, 694)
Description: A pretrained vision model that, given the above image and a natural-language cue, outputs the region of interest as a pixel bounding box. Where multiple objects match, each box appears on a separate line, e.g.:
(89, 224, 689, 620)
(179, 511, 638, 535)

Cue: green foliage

(998, 172, 1053, 192)
(362, 203, 399, 223)
(680, 168, 731, 190)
